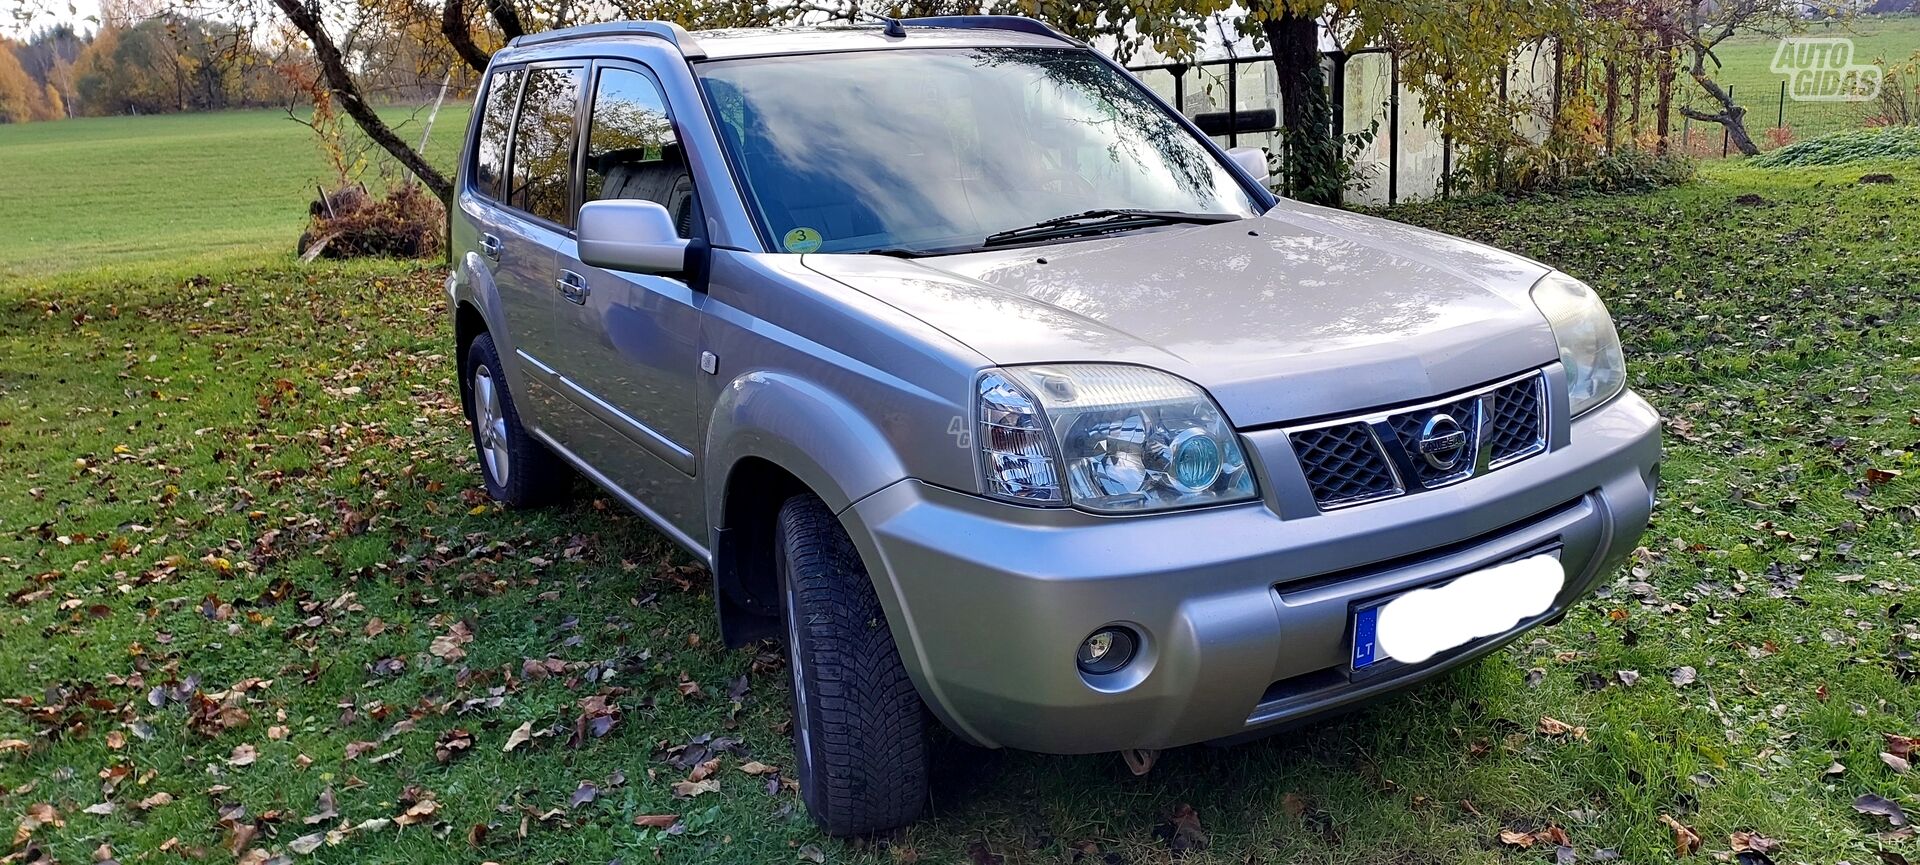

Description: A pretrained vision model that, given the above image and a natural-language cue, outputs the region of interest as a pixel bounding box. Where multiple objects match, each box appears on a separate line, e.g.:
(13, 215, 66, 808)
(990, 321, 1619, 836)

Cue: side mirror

(578, 199, 688, 274)
(1226, 146, 1269, 183)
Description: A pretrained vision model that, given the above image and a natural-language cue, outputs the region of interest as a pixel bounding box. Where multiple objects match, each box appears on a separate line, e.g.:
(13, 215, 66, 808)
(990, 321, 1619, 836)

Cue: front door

(550, 61, 706, 539)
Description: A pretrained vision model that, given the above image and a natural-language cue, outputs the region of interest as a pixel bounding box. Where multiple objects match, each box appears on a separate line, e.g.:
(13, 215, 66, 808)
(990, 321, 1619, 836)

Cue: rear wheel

(463, 333, 568, 507)
(777, 494, 929, 835)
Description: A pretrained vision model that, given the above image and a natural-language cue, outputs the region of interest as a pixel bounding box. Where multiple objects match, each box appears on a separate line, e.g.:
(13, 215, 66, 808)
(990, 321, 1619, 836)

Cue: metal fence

(1128, 46, 1902, 203)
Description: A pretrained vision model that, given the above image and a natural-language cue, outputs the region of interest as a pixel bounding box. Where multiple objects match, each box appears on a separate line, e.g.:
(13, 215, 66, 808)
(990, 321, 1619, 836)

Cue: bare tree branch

(441, 0, 491, 73)
(271, 0, 453, 202)
(485, 0, 524, 40)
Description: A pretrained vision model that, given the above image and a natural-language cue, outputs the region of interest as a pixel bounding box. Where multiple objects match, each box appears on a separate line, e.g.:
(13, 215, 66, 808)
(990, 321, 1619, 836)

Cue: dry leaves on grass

(226, 743, 258, 766)
(1855, 793, 1909, 827)
(1156, 803, 1208, 856)
(1659, 814, 1703, 857)
(503, 721, 534, 752)
(429, 620, 473, 662)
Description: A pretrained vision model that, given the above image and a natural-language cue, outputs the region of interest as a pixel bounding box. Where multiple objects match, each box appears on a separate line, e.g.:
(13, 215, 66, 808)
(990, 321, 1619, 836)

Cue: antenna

(882, 16, 906, 37)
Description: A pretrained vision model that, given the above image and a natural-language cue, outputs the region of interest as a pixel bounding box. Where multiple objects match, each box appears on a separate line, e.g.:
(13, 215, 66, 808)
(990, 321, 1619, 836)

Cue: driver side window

(584, 67, 694, 239)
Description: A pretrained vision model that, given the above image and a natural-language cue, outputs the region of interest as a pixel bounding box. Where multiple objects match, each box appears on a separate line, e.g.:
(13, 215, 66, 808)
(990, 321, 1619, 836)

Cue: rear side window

(584, 67, 693, 238)
(508, 66, 584, 227)
(472, 68, 523, 200)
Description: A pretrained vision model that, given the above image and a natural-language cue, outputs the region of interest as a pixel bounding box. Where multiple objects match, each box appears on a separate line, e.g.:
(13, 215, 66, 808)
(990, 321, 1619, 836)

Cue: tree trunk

(1679, 45, 1759, 156)
(272, 0, 453, 203)
(1655, 27, 1674, 154)
(1602, 55, 1619, 152)
(486, 0, 526, 41)
(442, 0, 493, 74)
(1263, 8, 1340, 205)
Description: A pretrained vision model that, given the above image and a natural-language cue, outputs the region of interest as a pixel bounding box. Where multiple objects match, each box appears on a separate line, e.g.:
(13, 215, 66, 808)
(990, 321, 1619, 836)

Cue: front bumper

(842, 389, 1661, 753)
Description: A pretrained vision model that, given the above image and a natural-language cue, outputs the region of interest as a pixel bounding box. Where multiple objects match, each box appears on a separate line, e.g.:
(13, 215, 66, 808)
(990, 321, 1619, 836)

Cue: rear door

(548, 60, 707, 537)
(493, 62, 586, 423)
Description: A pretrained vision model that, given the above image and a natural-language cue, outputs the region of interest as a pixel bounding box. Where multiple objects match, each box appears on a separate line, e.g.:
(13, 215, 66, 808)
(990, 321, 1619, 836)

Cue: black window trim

(494, 60, 589, 237)
(580, 57, 707, 242)
(467, 64, 527, 203)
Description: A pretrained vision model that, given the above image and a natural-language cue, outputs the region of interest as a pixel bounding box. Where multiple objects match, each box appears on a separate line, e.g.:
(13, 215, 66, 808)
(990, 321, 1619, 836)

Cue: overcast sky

(10, 0, 103, 36)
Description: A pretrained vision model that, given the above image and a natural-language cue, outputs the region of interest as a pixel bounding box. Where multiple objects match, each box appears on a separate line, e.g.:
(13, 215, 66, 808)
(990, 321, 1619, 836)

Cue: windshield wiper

(981, 208, 1243, 248)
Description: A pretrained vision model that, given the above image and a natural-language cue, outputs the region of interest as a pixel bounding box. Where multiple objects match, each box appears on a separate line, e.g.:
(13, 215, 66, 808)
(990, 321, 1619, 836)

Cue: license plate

(1351, 552, 1565, 671)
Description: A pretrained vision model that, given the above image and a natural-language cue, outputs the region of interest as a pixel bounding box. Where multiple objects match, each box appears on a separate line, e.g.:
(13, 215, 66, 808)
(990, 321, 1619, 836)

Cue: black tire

(777, 494, 929, 836)
(461, 333, 569, 507)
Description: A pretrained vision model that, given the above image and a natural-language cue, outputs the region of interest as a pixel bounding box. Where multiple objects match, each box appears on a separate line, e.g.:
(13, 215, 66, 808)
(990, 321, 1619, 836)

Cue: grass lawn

(2, 152, 1918, 862)
(1679, 14, 1920, 144)
(0, 105, 469, 280)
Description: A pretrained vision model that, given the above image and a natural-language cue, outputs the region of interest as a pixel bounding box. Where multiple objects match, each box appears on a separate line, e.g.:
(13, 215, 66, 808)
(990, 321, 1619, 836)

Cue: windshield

(696, 47, 1261, 255)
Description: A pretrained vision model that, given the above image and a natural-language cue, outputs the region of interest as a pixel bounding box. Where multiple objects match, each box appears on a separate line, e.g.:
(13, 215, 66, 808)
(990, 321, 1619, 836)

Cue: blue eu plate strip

(1352, 605, 1381, 669)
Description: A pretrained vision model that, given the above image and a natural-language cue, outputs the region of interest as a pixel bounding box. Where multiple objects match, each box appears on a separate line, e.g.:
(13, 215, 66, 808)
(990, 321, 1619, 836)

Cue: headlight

(975, 364, 1257, 513)
(1531, 273, 1626, 416)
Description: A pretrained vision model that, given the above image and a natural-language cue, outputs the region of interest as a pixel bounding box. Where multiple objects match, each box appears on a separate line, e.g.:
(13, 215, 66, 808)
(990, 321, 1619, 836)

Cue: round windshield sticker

(782, 226, 823, 253)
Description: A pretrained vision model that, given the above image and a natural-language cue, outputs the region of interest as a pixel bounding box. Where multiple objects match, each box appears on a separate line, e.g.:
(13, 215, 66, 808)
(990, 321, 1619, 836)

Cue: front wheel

(777, 494, 929, 836)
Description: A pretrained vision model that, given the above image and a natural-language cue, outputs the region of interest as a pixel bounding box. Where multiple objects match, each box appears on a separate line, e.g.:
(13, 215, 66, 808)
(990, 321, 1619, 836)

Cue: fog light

(1076, 627, 1137, 675)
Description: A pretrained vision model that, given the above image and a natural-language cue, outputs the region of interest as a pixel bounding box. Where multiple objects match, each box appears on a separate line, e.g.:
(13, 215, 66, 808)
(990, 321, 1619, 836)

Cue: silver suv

(449, 17, 1661, 836)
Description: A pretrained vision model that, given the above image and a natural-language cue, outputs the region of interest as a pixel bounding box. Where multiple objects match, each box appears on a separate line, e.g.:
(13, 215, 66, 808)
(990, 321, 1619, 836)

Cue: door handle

(556, 270, 591, 305)
(478, 234, 503, 261)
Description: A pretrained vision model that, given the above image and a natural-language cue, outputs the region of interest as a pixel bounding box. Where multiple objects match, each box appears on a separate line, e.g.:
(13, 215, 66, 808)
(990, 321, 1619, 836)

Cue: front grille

(1486, 375, 1546, 465)
(1289, 423, 1399, 506)
(1287, 371, 1548, 511)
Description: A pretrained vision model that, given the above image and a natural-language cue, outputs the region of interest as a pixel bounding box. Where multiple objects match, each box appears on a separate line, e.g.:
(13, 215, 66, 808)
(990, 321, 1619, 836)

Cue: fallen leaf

(303, 787, 338, 824)
(671, 779, 719, 798)
(633, 813, 678, 829)
(137, 791, 174, 811)
(688, 758, 720, 782)
(1499, 829, 1537, 848)
(0, 739, 27, 754)
(394, 799, 438, 827)
(1884, 753, 1912, 774)
(227, 743, 258, 766)
(1730, 831, 1781, 853)
(1162, 803, 1208, 854)
(1855, 793, 1909, 827)
(738, 760, 777, 775)
(289, 832, 324, 855)
(1671, 666, 1697, 687)
(503, 721, 533, 753)
(1888, 734, 1919, 760)
(569, 781, 598, 808)
(430, 621, 473, 661)
(1866, 468, 1903, 485)
(1659, 814, 1702, 857)
(82, 802, 115, 816)
(1616, 669, 1641, 687)
(797, 844, 826, 863)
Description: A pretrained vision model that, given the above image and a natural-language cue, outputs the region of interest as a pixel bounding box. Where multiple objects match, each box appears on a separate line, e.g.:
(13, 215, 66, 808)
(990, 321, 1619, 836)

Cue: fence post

(1388, 52, 1399, 206)
(1721, 84, 1732, 157)
(1777, 79, 1785, 129)
(1226, 60, 1239, 148)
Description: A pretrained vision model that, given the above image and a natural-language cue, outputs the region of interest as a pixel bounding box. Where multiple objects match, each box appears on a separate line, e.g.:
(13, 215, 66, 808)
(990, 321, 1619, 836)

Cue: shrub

(297, 183, 445, 261)
(1751, 126, 1920, 168)
(1496, 145, 1697, 196)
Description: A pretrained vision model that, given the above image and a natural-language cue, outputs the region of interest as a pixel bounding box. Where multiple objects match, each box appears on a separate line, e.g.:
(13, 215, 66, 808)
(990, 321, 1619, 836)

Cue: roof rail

(898, 15, 1078, 45)
(508, 21, 706, 59)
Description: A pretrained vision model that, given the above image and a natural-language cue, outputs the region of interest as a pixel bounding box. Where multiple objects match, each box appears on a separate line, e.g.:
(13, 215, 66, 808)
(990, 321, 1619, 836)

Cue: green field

(1, 109, 1918, 864)
(0, 105, 468, 279)
(1679, 15, 1920, 145)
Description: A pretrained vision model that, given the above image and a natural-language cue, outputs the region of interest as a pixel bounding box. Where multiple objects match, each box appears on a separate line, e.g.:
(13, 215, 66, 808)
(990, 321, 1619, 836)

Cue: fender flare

(704, 370, 911, 523)
(703, 370, 914, 644)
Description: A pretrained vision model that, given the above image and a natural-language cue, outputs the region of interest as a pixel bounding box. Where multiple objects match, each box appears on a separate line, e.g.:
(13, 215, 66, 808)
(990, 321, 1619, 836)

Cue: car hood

(802, 203, 1562, 427)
